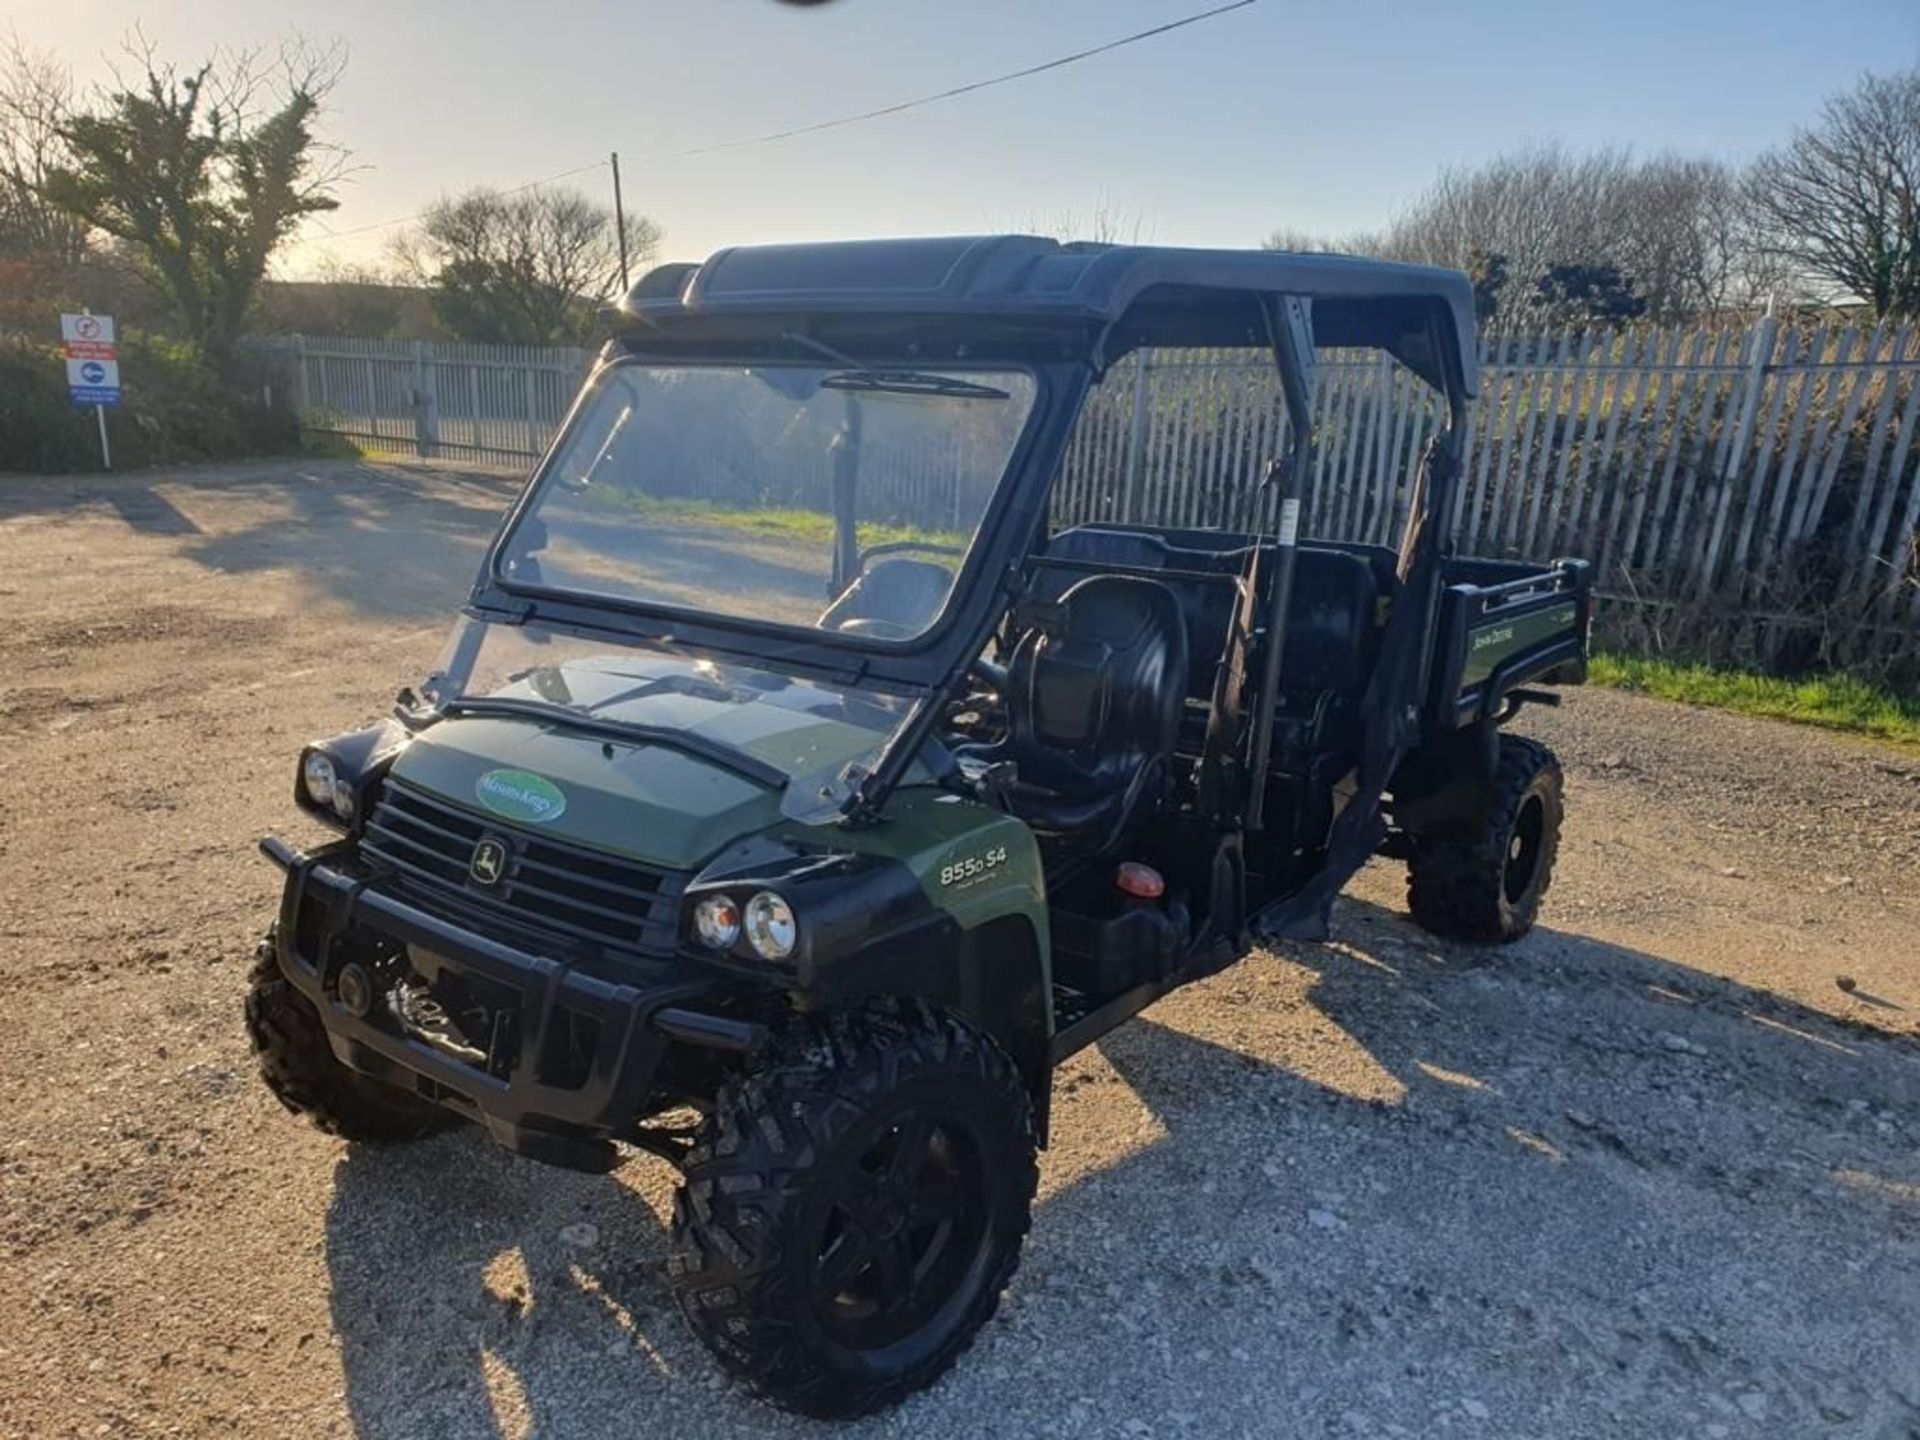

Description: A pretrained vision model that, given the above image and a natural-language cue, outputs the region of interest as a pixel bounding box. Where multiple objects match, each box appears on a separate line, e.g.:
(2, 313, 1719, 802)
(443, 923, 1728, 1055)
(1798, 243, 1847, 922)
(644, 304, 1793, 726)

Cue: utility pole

(610, 151, 632, 293)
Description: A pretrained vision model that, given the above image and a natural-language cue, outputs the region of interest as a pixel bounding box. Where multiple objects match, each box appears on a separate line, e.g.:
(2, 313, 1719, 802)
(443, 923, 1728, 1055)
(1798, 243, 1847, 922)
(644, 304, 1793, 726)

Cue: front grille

(362, 777, 685, 955)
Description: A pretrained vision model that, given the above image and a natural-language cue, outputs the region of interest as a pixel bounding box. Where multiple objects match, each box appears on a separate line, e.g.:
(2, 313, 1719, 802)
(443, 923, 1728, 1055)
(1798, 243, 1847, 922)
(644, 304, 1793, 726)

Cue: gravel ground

(0, 458, 1916, 1440)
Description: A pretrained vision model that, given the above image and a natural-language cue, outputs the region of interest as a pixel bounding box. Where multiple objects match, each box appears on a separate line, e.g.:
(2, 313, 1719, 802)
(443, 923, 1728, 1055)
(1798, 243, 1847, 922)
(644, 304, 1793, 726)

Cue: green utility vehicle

(249, 237, 1589, 1416)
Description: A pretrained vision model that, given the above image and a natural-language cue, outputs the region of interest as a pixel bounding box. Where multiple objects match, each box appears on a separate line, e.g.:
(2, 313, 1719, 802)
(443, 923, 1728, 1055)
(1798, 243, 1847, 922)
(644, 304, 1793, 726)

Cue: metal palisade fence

(254, 320, 1920, 667)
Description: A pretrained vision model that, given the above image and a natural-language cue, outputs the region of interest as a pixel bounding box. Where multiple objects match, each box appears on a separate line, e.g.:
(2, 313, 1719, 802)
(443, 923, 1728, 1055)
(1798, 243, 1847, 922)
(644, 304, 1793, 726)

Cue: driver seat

(818, 558, 955, 638)
(976, 575, 1187, 847)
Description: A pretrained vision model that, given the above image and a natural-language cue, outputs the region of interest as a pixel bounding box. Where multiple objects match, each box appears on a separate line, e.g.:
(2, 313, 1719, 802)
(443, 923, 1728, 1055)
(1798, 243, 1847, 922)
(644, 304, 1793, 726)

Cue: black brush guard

(260, 836, 760, 1171)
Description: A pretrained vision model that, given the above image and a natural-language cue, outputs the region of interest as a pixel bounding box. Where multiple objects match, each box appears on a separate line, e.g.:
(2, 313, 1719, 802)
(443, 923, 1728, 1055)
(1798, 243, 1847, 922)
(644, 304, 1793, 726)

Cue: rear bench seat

(1030, 524, 1389, 763)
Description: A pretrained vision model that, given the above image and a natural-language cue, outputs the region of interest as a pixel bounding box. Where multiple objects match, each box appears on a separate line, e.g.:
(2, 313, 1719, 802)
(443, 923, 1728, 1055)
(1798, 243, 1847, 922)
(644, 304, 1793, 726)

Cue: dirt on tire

(1, 459, 1917, 1440)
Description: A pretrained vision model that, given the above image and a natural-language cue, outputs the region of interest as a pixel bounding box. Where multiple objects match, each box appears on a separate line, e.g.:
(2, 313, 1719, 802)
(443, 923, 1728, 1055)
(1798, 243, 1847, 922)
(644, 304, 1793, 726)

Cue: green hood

(391, 656, 906, 870)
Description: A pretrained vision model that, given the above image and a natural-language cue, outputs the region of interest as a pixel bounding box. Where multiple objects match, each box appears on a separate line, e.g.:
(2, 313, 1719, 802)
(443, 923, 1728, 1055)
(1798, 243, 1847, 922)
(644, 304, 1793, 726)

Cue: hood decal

(475, 768, 568, 824)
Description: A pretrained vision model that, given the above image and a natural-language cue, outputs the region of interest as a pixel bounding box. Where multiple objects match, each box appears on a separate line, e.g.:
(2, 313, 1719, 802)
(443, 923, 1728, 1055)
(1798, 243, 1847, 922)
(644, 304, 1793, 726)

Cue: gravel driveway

(1, 458, 1916, 1440)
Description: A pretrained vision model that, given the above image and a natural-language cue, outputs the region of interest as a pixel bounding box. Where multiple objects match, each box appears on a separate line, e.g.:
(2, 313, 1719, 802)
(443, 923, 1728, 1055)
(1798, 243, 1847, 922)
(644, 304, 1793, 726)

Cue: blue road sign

(66, 355, 121, 407)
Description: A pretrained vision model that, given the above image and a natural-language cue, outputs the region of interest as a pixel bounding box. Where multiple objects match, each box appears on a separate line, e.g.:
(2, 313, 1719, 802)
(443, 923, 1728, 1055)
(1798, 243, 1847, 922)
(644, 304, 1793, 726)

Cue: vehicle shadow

(320, 895, 1920, 1439)
(178, 461, 516, 621)
(0, 459, 519, 621)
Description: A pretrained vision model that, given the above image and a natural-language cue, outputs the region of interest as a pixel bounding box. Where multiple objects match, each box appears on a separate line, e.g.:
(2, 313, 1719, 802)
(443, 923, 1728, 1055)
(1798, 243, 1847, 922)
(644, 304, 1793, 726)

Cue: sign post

(60, 312, 119, 471)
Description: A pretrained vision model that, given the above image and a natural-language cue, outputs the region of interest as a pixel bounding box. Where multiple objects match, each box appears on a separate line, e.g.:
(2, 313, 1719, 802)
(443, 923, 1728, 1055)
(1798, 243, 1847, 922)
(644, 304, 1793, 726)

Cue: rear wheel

(1407, 734, 1563, 943)
(244, 929, 457, 1142)
(669, 999, 1036, 1418)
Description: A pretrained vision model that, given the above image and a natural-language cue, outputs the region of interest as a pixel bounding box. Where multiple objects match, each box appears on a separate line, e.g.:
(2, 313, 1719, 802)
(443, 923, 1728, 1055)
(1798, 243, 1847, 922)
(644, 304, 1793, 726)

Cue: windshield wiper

(819, 370, 1009, 401)
(440, 695, 790, 790)
(780, 329, 1008, 401)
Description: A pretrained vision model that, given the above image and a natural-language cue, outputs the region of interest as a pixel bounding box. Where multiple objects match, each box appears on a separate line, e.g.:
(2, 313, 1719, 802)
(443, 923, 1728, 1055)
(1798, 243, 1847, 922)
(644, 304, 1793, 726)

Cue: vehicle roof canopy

(620, 235, 1479, 398)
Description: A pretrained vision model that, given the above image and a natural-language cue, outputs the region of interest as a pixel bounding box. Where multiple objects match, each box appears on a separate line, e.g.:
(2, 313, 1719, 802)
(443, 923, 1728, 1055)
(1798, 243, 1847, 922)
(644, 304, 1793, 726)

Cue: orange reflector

(1115, 861, 1166, 899)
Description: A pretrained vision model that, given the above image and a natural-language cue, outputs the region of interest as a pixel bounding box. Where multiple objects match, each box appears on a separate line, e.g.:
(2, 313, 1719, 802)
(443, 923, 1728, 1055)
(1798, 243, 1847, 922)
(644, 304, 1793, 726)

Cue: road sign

(59, 313, 119, 470)
(66, 355, 121, 407)
(60, 313, 115, 346)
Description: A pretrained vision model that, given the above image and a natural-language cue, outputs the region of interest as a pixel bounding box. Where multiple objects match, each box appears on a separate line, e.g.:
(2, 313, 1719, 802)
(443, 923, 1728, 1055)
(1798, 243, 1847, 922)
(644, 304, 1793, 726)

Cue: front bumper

(261, 836, 756, 1170)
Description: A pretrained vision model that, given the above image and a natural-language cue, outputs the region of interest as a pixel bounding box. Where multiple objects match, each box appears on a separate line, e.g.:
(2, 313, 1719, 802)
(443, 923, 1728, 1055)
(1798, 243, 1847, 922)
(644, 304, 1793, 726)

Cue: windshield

(418, 614, 922, 822)
(496, 361, 1038, 643)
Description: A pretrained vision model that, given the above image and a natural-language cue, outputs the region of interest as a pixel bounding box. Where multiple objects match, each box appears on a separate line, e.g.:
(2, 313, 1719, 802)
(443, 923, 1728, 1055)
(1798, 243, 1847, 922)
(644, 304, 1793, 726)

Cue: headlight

(693, 894, 741, 950)
(302, 751, 337, 807)
(743, 891, 797, 961)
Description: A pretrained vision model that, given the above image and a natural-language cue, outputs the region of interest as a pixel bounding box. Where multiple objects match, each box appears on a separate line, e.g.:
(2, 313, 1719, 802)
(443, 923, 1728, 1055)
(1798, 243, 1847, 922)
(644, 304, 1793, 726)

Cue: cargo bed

(1427, 556, 1591, 727)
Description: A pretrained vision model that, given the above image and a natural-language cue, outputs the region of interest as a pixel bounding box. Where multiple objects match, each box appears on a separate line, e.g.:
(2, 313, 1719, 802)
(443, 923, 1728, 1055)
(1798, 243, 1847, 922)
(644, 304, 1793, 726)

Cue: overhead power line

(309, 0, 1258, 245)
(666, 0, 1258, 158)
(316, 160, 610, 241)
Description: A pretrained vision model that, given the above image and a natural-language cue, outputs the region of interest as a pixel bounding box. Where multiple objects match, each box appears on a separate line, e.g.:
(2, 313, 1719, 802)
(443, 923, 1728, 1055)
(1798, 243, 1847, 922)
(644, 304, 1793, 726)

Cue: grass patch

(299, 429, 367, 460)
(582, 489, 966, 551)
(1590, 653, 1920, 747)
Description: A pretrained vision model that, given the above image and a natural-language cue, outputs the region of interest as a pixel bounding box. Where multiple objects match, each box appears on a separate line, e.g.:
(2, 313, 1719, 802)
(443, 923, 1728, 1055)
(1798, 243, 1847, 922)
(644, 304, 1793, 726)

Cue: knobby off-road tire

(244, 929, 456, 1143)
(669, 998, 1037, 1419)
(1407, 734, 1564, 943)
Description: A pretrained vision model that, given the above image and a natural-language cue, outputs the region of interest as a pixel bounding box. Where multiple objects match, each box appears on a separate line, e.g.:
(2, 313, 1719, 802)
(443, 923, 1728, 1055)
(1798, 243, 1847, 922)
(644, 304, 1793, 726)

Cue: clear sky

(13, 0, 1920, 278)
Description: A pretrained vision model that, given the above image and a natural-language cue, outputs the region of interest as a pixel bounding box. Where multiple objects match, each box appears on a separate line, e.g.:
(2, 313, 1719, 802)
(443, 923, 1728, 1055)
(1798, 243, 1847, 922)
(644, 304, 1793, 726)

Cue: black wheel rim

(1503, 793, 1546, 907)
(809, 1108, 990, 1352)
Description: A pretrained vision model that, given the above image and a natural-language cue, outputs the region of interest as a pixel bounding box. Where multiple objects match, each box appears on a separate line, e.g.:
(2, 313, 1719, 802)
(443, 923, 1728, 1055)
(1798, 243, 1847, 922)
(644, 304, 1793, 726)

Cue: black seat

(818, 557, 955, 638)
(975, 575, 1187, 845)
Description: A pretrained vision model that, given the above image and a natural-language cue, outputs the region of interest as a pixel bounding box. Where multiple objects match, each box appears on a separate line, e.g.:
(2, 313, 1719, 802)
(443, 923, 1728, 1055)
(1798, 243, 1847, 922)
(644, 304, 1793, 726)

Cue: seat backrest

(1280, 548, 1380, 698)
(1034, 526, 1384, 701)
(817, 557, 955, 637)
(1007, 575, 1187, 797)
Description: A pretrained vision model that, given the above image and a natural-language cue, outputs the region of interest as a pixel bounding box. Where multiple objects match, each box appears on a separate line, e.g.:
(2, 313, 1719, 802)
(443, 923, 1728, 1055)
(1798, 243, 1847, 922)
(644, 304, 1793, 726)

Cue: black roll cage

(464, 248, 1475, 829)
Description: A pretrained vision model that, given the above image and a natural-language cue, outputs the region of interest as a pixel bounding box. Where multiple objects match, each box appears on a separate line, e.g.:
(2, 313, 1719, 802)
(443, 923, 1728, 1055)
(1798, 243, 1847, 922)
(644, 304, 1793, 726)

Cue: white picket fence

(251, 321, 1920, 661)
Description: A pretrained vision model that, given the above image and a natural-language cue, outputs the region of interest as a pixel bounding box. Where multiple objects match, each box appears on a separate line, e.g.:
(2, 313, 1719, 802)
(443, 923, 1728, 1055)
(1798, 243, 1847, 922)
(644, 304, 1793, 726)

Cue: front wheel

(669, 999, 1036, 1419)
(244, 929, 457, 1143)
(1407, 734, 1564, 943)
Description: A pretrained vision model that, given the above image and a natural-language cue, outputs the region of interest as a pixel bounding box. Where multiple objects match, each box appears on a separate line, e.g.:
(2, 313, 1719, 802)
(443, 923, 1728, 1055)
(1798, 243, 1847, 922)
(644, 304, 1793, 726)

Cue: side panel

(682, 788, 1055, 1118)
(813, 791, 1053, 1096)
(1428, 558, 1592, 727)
(1460, 599, 1580, 686)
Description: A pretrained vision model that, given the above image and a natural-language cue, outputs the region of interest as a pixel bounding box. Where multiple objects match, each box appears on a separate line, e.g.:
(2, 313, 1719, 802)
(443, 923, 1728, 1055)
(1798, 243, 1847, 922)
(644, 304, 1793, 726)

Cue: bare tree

(1372, 145, 1748, 321)
(0, 32, 87, 268)
(1019, 199, 1152, 245)
(38, 33, 350, 365)
(1746, 67, 1920, 317)
(1260, 226, 1384, 256)
(1614, 154, 1745, 317)
(391, 186, 659, 345)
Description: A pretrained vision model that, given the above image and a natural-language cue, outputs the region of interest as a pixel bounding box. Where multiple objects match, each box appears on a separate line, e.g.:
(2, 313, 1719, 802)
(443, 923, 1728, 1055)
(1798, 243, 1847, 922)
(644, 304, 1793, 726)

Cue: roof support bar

(1244, 295, 1315, 832)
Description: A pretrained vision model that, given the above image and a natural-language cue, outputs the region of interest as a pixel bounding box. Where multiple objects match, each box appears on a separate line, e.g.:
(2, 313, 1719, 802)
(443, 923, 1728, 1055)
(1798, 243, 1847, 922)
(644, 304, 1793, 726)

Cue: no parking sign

(61, 313, 120, 406)
(60, 312, 118, 469)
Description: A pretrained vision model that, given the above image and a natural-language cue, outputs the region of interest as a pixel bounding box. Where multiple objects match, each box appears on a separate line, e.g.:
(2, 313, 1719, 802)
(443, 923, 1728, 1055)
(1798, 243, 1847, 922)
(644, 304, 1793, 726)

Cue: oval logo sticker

(475, 769, 567, 824)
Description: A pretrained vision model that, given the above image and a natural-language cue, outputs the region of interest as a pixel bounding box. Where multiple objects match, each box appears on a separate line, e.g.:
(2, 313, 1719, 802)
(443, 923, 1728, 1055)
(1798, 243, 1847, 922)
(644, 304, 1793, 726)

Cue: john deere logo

(469, 836, 507, 886)
(474, 769, 567, 824)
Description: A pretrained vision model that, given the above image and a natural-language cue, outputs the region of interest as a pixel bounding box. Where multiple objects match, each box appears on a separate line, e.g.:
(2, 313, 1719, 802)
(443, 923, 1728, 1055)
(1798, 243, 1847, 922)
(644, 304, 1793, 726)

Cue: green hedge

(0, 331, 300, 473)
